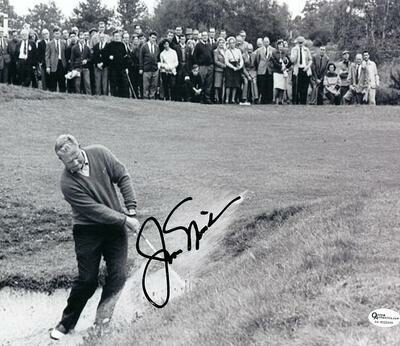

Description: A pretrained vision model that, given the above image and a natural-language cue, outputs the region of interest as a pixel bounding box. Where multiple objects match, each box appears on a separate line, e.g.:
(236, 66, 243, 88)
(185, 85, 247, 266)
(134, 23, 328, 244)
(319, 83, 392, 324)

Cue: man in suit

(37, 28, 50, 90)
(122, 32, 136, 97)
(343, 53, 369, 105)
(7, 30, 19, 85)
(70, 32, 92, 94)
(363, 50, 379, 105)
(15, 29, 37, 87)
(311, 46, 329, 105)
(208, 28, 218, 49)
(130, 35, 142, 98)
(254, 37, 275, 104)
(192, 30, 200, 46)
(46, 27, 67, 92)
(175, 35, 190, 101)
(90, 21, 110, 50)
(62, 30, 69, 45)
(139, 31, 159, 100)
(92, 32, 109, 96)
(171, 26, 183, 49)
(193, 31, 214, 104)
(0, 28, 10, 84)
(290, 36, 312, 105)
(237, 30, 249, 54)
(65, 33, 77, 93)
(106, 30, 130, 98)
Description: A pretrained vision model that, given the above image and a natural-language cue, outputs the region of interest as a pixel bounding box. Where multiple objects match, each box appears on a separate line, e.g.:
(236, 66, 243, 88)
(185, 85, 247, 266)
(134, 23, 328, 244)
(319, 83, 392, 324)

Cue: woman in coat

(271, 39, 292, 104)
(213, 37, 226, 104)
(224, 36, 243, 104)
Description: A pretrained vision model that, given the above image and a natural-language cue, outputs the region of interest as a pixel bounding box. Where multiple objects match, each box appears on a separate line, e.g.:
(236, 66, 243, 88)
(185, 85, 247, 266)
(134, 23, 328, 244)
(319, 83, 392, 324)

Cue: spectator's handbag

(228, 49, 239, 69)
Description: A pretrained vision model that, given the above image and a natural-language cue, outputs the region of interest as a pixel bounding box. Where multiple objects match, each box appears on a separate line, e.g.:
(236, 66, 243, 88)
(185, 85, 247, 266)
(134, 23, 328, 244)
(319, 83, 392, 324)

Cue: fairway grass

(1, 86, 400, 344)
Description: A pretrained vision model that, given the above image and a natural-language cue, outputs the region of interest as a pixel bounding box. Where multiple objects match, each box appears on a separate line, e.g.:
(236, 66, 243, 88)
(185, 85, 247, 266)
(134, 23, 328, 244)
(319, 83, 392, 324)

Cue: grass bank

(93, 191, 400, 345)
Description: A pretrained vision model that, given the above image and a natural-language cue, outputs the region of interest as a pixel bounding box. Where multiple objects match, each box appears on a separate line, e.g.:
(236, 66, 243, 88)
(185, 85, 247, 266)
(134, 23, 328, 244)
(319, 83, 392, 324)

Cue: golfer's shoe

(50, 324, 67, 340)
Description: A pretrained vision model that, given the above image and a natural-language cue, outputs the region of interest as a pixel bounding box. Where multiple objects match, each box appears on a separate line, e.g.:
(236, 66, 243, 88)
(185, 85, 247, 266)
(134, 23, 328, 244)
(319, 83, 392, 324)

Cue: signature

(136, 196, 242, 308)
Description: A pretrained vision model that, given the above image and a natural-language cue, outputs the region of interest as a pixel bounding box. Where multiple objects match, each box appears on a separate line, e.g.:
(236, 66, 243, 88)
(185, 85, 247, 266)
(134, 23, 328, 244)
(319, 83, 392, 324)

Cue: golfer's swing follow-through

(50, 134, 140, 341)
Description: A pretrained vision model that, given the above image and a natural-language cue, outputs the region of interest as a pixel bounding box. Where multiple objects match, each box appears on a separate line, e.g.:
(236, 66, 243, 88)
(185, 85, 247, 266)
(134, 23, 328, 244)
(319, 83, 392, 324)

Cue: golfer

(50, 134, 140, 340)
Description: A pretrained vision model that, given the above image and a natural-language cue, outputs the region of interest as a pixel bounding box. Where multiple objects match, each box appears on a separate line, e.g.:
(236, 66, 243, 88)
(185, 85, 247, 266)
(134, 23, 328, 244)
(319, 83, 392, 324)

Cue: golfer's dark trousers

(59, 224, 128, 332)
(292, 68, 310, 105)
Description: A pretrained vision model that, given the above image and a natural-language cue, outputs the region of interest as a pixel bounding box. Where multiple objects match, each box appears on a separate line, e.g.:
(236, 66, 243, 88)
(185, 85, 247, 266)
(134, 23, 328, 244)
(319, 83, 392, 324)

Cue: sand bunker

(0, 190, 246, 345)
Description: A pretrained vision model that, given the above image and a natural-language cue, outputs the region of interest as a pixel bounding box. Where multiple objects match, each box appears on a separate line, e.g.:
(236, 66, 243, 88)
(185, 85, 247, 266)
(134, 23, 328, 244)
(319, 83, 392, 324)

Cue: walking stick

(126, 69, 138, 99)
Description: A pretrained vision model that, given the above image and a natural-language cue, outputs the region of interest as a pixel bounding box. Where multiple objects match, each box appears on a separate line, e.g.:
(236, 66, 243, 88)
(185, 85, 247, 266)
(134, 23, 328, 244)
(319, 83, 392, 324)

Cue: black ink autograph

(136, 196, 241, 308)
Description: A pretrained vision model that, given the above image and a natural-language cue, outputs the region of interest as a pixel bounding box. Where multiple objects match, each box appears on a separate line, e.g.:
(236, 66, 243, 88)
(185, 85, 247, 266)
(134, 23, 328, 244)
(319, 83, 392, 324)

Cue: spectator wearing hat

(213, 37, 226, 103)
(337, 50, 351, 102)
(323, 62, 341, 105)
(311, 46, 329, 105)
(185, 28, 193, 41)
(290, 36, 312, 105)
(192, 30, 200, 46)
(271, 39, 292, 105)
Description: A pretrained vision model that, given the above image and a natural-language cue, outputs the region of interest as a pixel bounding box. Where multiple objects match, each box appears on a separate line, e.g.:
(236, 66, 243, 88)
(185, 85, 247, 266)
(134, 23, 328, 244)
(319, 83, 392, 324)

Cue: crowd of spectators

(0, 23, 380, 105)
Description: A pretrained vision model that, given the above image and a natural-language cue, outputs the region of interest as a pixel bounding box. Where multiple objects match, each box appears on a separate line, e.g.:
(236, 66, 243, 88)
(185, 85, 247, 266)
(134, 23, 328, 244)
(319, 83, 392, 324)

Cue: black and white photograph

(1, 0, 400, 344)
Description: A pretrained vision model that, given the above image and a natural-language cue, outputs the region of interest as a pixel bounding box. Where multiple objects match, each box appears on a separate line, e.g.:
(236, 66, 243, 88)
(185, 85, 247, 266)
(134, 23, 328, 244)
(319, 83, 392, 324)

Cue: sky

(11, 0, 306, 18)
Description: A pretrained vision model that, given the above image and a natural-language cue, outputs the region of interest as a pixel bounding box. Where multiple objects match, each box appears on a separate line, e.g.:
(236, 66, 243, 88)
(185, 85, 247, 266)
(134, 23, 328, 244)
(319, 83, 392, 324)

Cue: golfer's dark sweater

(60, 145, 137, 226)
